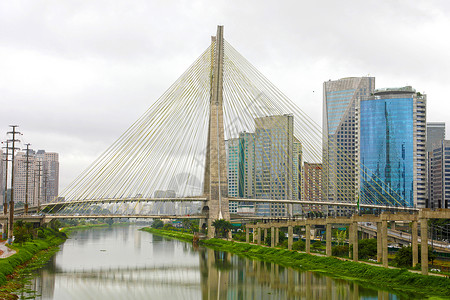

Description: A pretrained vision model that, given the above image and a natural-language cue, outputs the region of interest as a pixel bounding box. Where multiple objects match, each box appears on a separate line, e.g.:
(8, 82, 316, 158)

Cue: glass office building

(323, 77, 374, 215)
(360, 86, 426, 207)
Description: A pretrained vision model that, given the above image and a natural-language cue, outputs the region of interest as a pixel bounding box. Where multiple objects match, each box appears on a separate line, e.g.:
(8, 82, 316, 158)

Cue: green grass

(142, 227, 450, 299)
(0, 228, 67, 288)
(140, 227, 194, 243)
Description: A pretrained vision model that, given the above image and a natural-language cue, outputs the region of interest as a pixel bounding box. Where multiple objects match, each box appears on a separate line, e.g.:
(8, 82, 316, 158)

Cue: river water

(20, 225, 414, 299)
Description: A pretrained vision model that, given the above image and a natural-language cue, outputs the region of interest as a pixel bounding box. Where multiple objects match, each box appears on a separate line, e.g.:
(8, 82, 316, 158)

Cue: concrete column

(411, 220, 418, 267)
(1, 222, 7, 239)
(271, 227, 275, 248)
(252, 228, 256, 244)
(275, 228, 279, 246)
(353, 222, 358, 262)
(420, 218, 428, 275)
(264, 228, 268, 241)
(288, 225, 293, 250)
(305, 224, 311, 254)
(326, 223, 332, 257)
(246, 227, 250, 243)
(377, 222, 382, 263)
(352, 282, 359, 300)
(382, 220, 388, 268)
(257, 227, 261, 245)
(391, 221, 396, 231)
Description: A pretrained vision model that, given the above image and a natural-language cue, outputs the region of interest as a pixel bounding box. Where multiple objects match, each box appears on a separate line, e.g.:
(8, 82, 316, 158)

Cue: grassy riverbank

(60, 221, 130, 235)
(0, 228, 67, 299)
(144, 228, 450, 299)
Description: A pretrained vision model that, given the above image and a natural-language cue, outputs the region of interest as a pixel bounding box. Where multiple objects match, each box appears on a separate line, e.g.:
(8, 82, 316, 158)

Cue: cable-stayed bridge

(3, 26, 434, 239)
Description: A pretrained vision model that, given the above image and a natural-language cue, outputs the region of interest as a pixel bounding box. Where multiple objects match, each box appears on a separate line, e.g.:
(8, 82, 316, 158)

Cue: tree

(212, 219, 233, 238)
(335, 230, 347, 246)
(392, 245, 437, 267)
(358, 238, 377, 259)
(13, 220, 34, 244)
(151, 219, 164, 229)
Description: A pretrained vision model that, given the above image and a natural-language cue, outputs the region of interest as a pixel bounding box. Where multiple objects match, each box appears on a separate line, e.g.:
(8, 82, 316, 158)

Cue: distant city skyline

(0, 1, 449, 190)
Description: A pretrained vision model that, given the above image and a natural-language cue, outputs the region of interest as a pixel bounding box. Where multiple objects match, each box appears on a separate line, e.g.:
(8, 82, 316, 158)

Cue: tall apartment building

(323, 77, 375, 213)
(226, 133, 256, 214)
(226, 115, 301, 217)
(0, 149, 4, 203)
(226, 138, 239, 213)
(429, 140, 450, 209)
(303, 162, 323, 213)
(360, 86, 426, 207)
(13, 149, 59, 205)
(427, 122, 445, 152)
(426, 122, 445, 207)
(254, 114, 295, 216)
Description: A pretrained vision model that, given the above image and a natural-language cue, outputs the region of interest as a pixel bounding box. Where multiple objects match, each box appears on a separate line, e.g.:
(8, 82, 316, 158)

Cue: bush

(311, 241, 323, 250)
(332, 245, 349, 257)
(151, 220, 164, 229)
(392, 245, 436, 267)
(292, 240, 305, 251)
(359, 238, 377, 259)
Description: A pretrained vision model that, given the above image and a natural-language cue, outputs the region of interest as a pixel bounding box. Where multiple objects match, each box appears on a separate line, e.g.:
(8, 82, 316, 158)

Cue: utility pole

(2, 140, 9, 215)
(7, 125, 21, 243)
(43, 168, 48, 204)
(36, 161, 42, 211)
(24, 143, 31, 214)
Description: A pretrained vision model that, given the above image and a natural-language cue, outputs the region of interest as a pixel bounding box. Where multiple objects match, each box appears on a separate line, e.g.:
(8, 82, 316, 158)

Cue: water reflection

(198, 248, 395, 300)
(21, 226, 410, 300)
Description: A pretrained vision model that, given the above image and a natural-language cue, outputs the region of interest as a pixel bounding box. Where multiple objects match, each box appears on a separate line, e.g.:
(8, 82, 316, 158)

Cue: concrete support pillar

(377, 222, 382, 263)
(420, 218, 428, 275)
(246, 227, 250, 243)
(326, 223, 332, 257)
(275, 228, 279, 246)
(257, 227, 261, 245)
(288, 225, 293, 250)
(352, 282, 359, 300)
(305, 224, 311, 254)
(352, 222, 358, 262)
(382, 220, 388, 268)
(411, 220, 418, 267)
(271, 227, 275, 248)
(264, 228, 268, 242)
(391, 221, 396, 231)
(252, 228, 256, 244)
(1, 222, 7, 240)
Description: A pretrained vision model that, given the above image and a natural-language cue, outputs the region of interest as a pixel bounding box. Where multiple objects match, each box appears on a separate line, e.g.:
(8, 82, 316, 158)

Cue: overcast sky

(1, 0, 449, 190)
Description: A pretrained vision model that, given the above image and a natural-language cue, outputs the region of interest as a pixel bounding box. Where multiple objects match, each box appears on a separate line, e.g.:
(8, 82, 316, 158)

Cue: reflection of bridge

(1, 26, 447, 242)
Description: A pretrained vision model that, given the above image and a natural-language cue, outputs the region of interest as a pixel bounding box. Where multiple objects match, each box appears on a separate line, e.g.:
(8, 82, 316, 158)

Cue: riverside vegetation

(142, 227, 450, 299)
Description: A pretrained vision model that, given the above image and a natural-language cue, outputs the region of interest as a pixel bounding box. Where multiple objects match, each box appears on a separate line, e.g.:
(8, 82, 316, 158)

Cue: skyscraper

(238, 132, 255, 199)
(13, 149, 59, 205)
(226, 138, 239, 213)
(254, 114, 294, 216)
(427, 122, 445, 152)
(429, 140, 450, 209)
(323, 77, 375, 212)
(426, 122, 445, 207)
(303, 162, 323, 202)
(0, 149, 4, 205)
(360, 86, 426, 207)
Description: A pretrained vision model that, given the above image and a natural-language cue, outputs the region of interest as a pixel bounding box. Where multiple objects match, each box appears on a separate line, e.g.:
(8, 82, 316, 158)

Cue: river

(19, 225, 414, 299)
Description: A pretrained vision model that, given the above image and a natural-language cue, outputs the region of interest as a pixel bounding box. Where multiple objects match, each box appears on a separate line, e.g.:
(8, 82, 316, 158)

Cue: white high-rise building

(13, 149, 59, 205)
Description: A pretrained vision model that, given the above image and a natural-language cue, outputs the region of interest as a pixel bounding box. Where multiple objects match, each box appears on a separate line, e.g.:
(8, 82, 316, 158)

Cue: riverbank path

(0, 241, 16, 258)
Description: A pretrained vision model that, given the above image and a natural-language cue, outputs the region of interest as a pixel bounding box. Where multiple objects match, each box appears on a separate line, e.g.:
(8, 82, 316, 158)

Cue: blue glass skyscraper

(360, 86, 426, 207)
